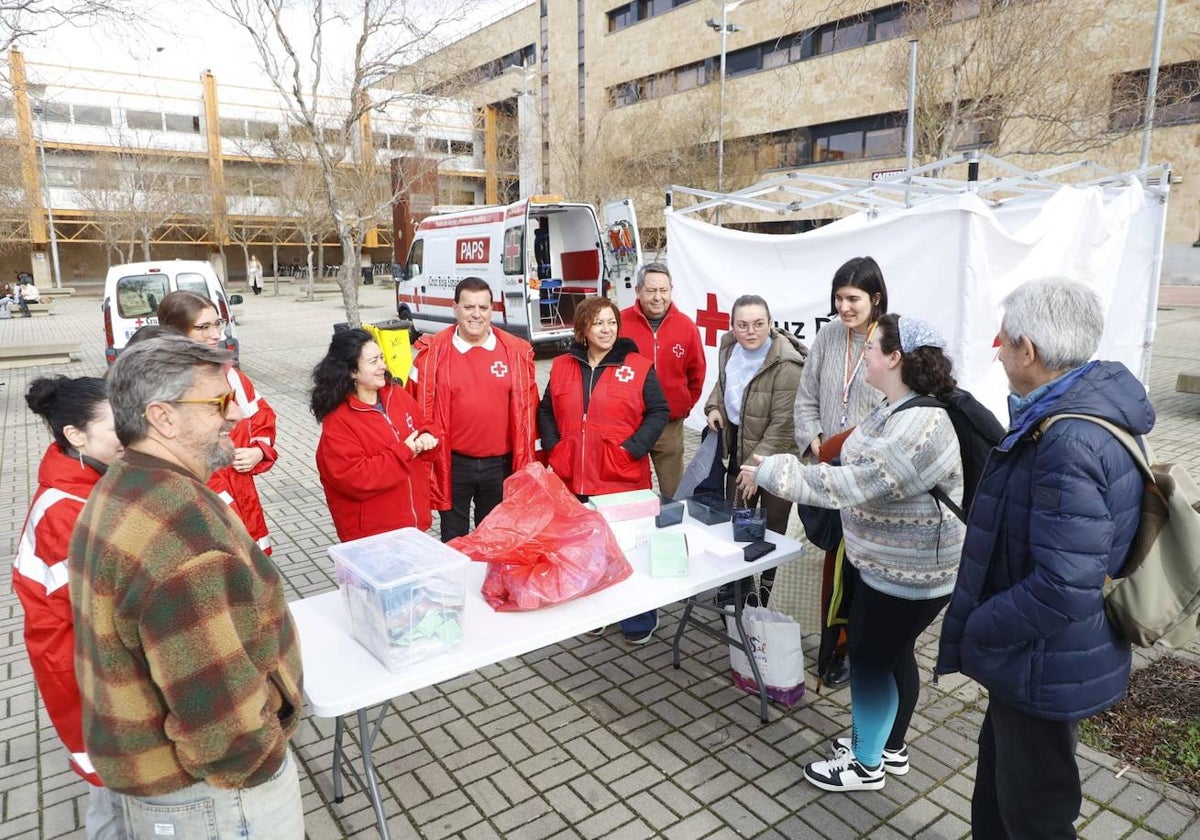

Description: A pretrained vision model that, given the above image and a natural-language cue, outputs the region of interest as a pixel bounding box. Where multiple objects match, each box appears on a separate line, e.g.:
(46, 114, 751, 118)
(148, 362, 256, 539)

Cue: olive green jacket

(704, 329, 807, 468)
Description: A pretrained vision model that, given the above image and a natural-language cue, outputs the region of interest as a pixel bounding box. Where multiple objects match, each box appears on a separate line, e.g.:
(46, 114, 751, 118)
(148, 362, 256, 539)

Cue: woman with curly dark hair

(739, 313, 964, 794)
(312, 328, 439, 542)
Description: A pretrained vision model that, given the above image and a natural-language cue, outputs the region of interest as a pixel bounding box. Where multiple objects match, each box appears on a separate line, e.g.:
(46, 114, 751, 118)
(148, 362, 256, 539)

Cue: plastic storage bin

(687, 492, 733, 525)
(329, 527, 468, 672)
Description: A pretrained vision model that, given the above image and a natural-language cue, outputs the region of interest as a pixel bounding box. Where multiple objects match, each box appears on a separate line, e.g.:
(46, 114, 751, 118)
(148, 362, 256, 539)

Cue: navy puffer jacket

(936, 361, 1155, 720)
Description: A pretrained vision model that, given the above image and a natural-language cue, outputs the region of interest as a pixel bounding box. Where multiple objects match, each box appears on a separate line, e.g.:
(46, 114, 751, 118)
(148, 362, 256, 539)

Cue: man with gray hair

(69, 334, 304, 838)
(619, 261, 706, 497)
(936, 279, 1154, 839)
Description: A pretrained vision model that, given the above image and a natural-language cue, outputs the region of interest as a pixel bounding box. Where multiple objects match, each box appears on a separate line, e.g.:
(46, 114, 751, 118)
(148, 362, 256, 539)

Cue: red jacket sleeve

(231, 369, 278, 474)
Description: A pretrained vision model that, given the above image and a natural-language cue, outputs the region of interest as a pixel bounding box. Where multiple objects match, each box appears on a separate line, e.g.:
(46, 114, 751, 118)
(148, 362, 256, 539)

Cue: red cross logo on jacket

(490, 361, 509, 378)
(615, 365, 636, 383)
(672, 343, 685, 358)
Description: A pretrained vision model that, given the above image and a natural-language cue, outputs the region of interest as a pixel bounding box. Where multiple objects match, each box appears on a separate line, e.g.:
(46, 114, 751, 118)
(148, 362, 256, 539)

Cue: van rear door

(602, 199, 643, 310)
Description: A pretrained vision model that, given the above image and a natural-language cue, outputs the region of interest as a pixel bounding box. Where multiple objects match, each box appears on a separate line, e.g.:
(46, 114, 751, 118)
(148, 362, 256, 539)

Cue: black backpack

(893, 388, 1006, 522)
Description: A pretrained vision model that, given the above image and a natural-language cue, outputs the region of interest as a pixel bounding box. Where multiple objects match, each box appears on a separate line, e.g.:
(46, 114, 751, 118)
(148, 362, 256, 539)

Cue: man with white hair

(936, 279, 1155, 839)
(70, 334, 304, 838)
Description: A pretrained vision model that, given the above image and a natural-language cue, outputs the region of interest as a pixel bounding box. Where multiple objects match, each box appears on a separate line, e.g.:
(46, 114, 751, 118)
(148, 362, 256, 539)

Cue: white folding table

(288, 516, 805, 840)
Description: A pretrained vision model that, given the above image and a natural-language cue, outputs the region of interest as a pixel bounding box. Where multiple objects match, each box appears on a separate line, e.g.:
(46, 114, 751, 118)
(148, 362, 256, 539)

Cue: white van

(396, 196, 642, 345)
(103, 260, 242, 364)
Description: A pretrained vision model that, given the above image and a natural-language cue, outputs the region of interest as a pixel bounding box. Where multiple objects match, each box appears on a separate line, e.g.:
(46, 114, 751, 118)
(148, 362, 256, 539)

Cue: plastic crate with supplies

(328, 528, 468, 671)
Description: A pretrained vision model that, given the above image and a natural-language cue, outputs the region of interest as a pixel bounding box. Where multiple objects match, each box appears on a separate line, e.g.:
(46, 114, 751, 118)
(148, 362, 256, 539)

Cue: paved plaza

(1, 280, 1198, 839)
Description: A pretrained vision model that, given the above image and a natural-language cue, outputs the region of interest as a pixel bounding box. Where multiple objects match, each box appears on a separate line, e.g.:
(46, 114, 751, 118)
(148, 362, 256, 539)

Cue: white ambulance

(396, 196, 642, 345)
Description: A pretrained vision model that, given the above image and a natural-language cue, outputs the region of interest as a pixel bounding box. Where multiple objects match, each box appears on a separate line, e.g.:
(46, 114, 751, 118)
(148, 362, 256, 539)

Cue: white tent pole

(905, 39, 918, 208)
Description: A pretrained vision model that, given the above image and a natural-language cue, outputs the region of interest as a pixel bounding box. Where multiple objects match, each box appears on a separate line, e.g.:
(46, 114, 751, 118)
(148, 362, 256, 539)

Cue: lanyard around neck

(839, 321, 876, 428)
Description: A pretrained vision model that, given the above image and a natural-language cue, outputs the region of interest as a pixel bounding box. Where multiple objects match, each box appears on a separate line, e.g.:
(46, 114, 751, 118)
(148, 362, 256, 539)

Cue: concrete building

(404, 0, 1200, 269)
(0, 49, 495, 290)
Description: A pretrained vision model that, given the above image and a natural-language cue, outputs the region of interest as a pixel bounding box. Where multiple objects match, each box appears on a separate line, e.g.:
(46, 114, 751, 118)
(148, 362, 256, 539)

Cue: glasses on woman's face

(191, 318, 228, 334)
(733, 320, 768, 334)
(170, 391, 236, 414)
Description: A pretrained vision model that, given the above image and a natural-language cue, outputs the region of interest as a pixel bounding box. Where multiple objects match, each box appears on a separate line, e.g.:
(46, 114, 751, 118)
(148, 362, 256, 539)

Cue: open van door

(602, 199, 643, 310)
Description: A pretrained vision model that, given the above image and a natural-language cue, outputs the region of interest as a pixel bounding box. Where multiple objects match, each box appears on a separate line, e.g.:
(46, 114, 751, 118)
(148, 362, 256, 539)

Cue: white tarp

(666, 181, 1166, 428)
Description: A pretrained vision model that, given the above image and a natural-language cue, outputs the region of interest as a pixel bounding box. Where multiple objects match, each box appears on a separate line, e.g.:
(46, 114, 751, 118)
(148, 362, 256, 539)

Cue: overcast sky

(19, 0, 524, 89)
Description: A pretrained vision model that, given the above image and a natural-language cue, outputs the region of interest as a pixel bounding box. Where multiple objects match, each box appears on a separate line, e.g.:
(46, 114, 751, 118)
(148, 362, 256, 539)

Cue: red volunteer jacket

(540, 340, 668, 496)
(620, 301, 706, 421)
(207, 366, 278, 553)
(11, 444, 104, 785)
(410, 326, 539, 510)
(316, 381, 434, 542)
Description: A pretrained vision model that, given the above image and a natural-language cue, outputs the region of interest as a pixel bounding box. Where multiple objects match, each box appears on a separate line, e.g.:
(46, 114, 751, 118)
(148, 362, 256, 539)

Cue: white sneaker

(832, 736, 910, 776)
(804, 751, 885, 792)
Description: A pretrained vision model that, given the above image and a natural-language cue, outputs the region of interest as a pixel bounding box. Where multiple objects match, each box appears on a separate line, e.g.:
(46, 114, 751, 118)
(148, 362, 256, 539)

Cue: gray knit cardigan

(755, 396, 965, 599)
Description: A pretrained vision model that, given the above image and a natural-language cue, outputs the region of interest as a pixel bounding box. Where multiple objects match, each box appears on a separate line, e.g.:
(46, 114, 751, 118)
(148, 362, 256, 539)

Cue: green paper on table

(650, 531, 689, 578)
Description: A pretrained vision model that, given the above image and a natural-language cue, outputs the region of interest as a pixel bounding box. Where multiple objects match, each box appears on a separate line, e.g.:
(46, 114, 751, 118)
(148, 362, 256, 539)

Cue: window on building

(44, 166, 81, 188)
(810, 112, 907, 164)
(390, 134, 416, 151)
(873, 6, 906, 41)
(126, 109, 163, 131)
(220, 117, 245, 138)
(725, 45, 761, 77)
(0, 98, 12, 117)
(448, 139, 474, 156)
(243, 120, 278, 140)
(815, 18, 869, 55)
(1110, 61, 1200, 130)
(72, 104, 112, 126)
(37, 101, 71, 123)
(164, 113, 201, 134)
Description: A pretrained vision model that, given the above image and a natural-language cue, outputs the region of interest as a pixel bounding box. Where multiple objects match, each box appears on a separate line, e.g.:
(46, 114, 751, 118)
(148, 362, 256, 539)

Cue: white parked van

(396, 196, 641, 345)
(103, 260, 242, 364)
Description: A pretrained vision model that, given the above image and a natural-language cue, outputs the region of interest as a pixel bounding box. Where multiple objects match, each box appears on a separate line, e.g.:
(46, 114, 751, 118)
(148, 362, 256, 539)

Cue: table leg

(670, 579, 772, 724)
(357, 707, 392, 840)
(332, 716, 345, 803)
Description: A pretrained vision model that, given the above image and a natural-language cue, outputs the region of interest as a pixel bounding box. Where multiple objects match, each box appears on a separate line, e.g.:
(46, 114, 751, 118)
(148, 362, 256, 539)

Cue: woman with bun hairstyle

(12, 376, 129, 837)
(155, 290, 279, 554)
(312, 327, 439, 541)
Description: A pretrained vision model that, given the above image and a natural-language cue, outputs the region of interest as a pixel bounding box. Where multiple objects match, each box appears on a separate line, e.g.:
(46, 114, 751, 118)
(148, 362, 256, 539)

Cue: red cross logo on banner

(696, 293, 730, 347)
(672, 343, 685, 358)
(490, 361, 509, 378)
(615, 365, 635, 383)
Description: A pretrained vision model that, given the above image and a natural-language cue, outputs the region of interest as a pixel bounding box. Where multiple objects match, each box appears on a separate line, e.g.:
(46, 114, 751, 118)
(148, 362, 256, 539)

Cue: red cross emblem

(404, 412, 416, 432)
(672, 343, 685, 358)
(615, 365, 635, 383)
(696, 293, 730, 347)
(490, 361, 508, 378)
(134, 318, 146, 326)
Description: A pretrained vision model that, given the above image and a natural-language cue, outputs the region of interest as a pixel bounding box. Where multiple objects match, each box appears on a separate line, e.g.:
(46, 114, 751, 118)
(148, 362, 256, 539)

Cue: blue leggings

(846, 579, 949, 768)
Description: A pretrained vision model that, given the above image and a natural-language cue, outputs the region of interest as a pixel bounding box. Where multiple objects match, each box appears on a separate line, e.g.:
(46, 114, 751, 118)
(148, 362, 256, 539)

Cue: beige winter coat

(704, 329, 807, 467)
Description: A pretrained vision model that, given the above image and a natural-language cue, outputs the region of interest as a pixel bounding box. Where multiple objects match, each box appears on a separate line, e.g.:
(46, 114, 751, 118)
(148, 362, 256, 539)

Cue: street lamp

(707, 0, 743, 201)
(31, 103, 63, 289)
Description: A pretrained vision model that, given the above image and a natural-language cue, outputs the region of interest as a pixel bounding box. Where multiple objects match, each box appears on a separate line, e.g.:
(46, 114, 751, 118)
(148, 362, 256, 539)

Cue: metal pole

(905, 39, 918, 209)
(717, 3, 728, 196)
(1139, 0, 1167, 168)
(34, 107, 63, 289)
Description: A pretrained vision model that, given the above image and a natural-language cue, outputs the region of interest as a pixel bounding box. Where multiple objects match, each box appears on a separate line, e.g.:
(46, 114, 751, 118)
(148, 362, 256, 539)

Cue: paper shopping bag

(726, 606, 806, 707)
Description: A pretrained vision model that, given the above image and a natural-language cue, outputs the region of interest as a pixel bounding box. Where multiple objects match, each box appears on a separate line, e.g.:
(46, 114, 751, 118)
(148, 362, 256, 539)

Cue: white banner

(666, 182, 1165, 429)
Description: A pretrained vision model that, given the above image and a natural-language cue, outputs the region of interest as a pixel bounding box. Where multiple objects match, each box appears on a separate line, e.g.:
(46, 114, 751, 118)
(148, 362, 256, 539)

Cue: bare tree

(208, 0, 470, 327)
(77, 140, 210, 261)
(0, 134, 29, 254)
(0, 0, 140, 57)
(892, 0, 1129, 163)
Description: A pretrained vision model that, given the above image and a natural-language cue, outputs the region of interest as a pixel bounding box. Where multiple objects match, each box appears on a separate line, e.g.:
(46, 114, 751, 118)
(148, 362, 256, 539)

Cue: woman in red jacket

(312, 328, 439, 542)
(12, 376, 128, 837)
(538, 296, 669, 644)
(156, 290, 279, 554)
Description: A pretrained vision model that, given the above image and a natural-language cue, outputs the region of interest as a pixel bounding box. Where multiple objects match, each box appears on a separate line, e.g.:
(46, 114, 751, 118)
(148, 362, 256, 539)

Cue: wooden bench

(0, 341, 82, 370)
(40, 287, 76, 298)
(17, 301, 53, 317)
(1178, 372, 1200, 395)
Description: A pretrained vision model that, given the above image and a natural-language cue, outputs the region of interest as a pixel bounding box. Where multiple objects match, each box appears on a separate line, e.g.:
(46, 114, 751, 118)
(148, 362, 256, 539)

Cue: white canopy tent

(665, 153, 1171, 426)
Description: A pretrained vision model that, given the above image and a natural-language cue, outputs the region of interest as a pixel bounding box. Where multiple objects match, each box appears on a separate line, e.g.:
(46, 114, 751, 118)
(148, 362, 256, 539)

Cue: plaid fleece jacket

(68, 450, 303, 797)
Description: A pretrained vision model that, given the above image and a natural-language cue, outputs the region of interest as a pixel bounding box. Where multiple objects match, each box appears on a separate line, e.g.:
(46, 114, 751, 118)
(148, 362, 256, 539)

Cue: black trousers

(973, 697, 1082, 840)
(440, 452, 512, 542)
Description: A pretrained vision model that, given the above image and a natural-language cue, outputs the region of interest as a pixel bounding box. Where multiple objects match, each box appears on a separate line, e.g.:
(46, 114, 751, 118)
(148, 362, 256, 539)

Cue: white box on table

(328, 527, 468, 672)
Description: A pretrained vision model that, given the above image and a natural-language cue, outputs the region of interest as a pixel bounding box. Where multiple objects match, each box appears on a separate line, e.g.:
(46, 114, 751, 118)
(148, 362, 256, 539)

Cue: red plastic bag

(449, 463, 633, 611)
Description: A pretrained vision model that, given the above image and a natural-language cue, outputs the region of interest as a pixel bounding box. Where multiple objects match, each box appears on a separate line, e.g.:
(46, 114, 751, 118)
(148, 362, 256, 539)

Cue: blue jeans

(121, 749, 303, 839)
(85, 783, 129, 840)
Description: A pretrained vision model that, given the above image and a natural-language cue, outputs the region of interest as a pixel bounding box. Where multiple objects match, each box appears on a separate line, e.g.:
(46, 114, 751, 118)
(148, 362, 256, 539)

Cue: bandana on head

(898, 316, 947, 354)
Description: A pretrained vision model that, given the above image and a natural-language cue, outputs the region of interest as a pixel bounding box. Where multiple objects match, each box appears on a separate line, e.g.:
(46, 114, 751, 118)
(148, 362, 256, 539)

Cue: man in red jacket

(410, 276, 539, 541)
(619, 262, 706, 498)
